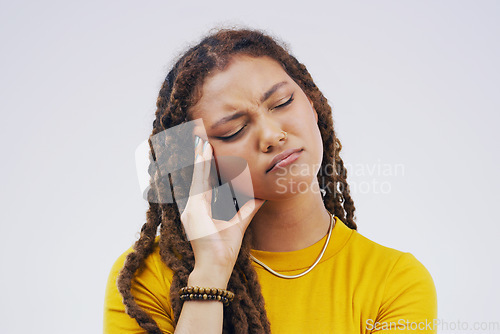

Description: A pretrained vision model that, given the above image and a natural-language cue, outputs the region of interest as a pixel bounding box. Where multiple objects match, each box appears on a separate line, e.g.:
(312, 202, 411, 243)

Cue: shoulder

(343, 224, 432, 281)
(103, 238, 175, 334)
(348, 227, 406, 263)
(108, 237, 174, 290)
(331, 219, 411, 276)
(334, 219, 436, 299)
(340, 224, 437, 325)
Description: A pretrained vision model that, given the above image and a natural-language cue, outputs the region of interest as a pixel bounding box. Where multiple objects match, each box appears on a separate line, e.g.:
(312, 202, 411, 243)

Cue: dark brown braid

(116, 28, 357, 334)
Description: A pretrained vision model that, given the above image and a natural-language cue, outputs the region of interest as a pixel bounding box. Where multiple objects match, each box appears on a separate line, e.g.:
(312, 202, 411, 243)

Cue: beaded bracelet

(179, 286, 235, 307)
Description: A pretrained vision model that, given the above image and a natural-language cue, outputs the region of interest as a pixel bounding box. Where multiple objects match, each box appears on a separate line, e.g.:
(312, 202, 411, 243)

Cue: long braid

(116, 28, 357, 334)
(232, 233, 272, 333)
(159, 204, 193, 326)
(116, 202, 163, 334)
(238, 232, 272, 333)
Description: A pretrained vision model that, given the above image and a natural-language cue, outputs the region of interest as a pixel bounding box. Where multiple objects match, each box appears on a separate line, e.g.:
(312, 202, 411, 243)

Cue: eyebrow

(211, 81, 289, 130)
(260, 81, 288, 103)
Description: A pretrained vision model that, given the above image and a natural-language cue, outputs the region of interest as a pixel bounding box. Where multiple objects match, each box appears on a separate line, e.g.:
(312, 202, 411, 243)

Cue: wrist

(188, 267, 231, 289)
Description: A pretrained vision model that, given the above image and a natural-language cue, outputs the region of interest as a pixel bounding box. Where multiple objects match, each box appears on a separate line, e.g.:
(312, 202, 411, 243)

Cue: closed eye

(273, 94, 294, 109)
(217, 94, 293, 141)
(218, 124, 247, 141)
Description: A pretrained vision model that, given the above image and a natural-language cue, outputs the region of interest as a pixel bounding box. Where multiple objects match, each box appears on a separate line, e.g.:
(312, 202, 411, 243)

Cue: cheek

(312, 128, 324, 169)
(290, 110, 324, 168)
(216, 157, 258, 198)
(309, 115, 324, 158)
(212, 147, 255, 192)
(290, 104, 323, 145)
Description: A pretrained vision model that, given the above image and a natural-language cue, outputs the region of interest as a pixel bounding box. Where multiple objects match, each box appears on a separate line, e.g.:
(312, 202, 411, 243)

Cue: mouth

(266, 148, 304, 173)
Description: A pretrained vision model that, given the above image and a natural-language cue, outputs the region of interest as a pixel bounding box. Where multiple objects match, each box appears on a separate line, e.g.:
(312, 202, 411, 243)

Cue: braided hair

(116, 28, 357, 334)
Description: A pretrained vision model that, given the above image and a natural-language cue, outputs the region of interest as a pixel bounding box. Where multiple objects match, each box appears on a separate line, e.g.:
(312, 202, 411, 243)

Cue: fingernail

(202, 141, 209, 152)
(194, 135, 200, 148)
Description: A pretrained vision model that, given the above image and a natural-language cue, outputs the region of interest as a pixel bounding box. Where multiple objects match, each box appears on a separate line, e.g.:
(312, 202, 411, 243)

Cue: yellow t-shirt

(104, 217, 437, 333)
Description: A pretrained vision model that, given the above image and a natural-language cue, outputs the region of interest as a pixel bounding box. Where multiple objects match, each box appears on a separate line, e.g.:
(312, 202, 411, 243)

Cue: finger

(190, 137, 211, 198)
(182, 137, 217, 239)
(200, 140, 213, 186)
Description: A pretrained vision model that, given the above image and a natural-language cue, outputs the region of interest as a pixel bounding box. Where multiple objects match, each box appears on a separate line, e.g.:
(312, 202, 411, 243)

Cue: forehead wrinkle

(202, 80, 290, 130)
(191, 56, 292, 126)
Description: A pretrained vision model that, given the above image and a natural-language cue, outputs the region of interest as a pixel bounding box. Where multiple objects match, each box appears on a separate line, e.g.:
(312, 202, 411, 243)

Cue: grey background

(0, 0, 498, 333)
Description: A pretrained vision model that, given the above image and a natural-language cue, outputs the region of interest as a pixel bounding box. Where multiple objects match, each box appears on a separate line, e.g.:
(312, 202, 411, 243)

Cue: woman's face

(189, 55, 324, 200)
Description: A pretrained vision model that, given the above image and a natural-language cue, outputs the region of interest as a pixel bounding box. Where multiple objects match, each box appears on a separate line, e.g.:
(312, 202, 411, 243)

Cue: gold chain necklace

(250, 212, 335, 279)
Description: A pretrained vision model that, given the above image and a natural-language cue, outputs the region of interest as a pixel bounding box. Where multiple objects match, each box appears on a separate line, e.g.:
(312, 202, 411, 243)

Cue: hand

(180, 134, 266, 283)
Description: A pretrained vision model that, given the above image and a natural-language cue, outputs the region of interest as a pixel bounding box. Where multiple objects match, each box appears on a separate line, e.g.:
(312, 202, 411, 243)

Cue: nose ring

(280, 131, 287, 141)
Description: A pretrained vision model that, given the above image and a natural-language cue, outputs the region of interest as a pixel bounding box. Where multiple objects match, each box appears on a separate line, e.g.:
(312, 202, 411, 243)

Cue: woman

(104, 28, 437, 334)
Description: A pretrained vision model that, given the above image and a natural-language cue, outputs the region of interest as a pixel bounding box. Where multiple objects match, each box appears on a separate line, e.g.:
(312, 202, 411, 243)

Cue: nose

(258, 115, 286, 153)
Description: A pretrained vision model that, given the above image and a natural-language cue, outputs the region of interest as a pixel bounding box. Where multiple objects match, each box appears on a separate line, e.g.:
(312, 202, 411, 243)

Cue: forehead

(190, 55, 292, 117)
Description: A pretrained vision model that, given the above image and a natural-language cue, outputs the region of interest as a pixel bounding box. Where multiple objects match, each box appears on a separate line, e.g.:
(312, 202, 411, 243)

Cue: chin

(263, 173, 319, 199)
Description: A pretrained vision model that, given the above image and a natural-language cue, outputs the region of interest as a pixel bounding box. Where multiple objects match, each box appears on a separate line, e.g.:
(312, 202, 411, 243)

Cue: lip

(266, 148, 303, 173)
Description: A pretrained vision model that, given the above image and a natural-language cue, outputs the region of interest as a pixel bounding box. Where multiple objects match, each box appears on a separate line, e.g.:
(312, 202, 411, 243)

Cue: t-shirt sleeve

(103, 247, 175, 334)
(370, 252, 438, 333)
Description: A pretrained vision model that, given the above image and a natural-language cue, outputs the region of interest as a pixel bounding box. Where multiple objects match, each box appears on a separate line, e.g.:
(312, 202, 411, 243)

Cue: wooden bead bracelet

(179, 286, 235, 306)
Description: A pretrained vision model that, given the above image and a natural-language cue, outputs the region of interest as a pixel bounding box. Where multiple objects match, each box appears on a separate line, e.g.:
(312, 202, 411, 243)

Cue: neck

(249, 186, 332, 252)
